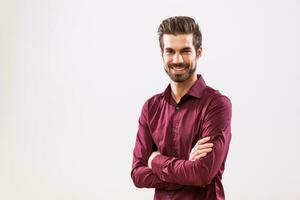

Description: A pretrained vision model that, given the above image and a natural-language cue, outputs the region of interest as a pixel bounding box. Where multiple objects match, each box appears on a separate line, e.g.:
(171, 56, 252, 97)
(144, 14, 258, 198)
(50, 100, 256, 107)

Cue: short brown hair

(158, 16, 202, 51)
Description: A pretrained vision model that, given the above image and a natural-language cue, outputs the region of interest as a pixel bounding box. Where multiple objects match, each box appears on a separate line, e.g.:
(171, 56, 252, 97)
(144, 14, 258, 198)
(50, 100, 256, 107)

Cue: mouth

(170, 65, 188, 73)
(172, 66, 185, 70)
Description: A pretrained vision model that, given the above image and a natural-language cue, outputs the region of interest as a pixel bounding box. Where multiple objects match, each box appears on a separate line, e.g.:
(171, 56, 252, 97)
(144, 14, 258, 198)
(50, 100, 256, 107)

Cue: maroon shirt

(131, 75, 232, 200)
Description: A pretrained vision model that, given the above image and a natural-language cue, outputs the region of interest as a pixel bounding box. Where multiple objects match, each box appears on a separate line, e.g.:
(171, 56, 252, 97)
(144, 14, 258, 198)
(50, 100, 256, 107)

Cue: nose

(172, 53, 183, 64)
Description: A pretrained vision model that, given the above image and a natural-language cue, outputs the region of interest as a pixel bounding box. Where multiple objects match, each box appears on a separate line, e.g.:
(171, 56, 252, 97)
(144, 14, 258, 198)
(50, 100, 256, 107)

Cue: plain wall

(1, 0, 300, 199)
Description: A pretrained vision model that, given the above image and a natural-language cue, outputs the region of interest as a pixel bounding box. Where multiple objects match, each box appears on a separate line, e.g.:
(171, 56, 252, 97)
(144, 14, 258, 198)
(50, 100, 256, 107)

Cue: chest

(148, 100, 206, 159)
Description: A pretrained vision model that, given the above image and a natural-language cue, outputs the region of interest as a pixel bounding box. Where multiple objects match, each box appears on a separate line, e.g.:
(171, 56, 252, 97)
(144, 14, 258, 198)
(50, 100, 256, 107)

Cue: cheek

(164, 56, 173, 63)
(183, 55, 193, 62)
(184, 58, 193, 65)
(164, 58, 172, 66)
(187, 56, 197, 64)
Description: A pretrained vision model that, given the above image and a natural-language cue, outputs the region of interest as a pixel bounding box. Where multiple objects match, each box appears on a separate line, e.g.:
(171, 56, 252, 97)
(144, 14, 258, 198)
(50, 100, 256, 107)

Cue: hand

(189, 137, 214, 161)
(148, 151, 160, 169)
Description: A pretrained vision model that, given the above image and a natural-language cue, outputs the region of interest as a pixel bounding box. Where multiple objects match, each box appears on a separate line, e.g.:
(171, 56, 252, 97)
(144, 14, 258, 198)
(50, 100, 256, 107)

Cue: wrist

(148, 151, 160, 169)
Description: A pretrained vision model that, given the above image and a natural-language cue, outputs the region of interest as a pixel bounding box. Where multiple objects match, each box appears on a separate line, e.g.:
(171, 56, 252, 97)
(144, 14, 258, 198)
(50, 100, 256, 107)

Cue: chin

(165, 66, 196, 83)
(171, 74, 190, 83)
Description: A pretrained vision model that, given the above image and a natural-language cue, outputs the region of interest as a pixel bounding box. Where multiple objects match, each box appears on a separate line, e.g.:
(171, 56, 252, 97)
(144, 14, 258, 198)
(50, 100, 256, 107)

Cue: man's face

(162, 33, 201, 83)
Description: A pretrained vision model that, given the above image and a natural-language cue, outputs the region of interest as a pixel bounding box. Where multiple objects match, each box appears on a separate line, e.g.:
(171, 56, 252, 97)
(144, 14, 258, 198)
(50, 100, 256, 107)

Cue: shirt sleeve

(131, 100, 182, 190)
(151, 95, 232, 187)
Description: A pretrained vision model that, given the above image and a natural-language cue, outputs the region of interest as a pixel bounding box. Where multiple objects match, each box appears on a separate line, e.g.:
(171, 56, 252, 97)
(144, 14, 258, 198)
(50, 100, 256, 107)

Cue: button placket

(173, 106, 179, 134)
(171, 106, 181, 157)
(169, 104, 182, 156)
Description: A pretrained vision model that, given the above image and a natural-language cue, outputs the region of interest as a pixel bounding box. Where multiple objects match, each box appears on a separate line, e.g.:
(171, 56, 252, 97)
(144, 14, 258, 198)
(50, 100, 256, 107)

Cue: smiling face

(162, 33, 202, 83)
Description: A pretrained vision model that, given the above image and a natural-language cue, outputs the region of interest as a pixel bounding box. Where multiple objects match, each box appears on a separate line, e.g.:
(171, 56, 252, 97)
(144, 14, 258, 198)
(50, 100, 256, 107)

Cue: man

(131, 16, 232, 200)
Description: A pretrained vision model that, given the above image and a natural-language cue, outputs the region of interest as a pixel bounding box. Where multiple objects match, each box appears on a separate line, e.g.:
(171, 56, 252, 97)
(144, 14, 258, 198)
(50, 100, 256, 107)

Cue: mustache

(168, 63, 189, 68)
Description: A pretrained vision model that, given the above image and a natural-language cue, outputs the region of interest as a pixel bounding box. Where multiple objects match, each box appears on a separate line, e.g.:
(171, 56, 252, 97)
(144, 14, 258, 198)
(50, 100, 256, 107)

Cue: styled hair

(158, 16, 202, 51)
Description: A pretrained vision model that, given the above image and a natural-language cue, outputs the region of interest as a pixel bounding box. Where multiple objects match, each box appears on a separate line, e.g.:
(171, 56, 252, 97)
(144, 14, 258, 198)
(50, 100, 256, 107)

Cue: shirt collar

(161, 74, 207, 99)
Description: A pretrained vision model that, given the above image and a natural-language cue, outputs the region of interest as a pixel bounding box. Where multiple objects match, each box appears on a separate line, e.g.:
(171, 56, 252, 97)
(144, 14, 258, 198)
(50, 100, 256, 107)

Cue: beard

(164, 62, 196, 83)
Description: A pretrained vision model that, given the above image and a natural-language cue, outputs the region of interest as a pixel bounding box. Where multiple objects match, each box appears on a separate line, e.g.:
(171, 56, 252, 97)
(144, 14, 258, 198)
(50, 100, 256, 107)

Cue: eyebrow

(164, 47, 192, 51)
(181, 47, 192, 51)
(165, 48, 174, 51)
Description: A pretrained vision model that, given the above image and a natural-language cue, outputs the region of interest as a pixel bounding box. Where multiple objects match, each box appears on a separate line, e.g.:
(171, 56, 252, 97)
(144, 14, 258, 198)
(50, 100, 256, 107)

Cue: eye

(164, 49, 174, 54)
(181, 49, 192, 54)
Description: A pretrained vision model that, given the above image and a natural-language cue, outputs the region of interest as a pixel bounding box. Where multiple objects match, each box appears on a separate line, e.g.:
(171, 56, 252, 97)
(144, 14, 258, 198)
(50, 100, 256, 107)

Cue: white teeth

(172, 67, 185, 71)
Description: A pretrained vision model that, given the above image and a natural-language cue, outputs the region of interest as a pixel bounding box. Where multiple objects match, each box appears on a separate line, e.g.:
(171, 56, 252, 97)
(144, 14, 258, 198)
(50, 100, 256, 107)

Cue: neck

(170, 74, 197, 103)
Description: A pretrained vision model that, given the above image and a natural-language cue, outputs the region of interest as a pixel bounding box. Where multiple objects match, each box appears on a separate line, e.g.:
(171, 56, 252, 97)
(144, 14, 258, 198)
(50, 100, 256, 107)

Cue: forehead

(162, 33, 194, 49)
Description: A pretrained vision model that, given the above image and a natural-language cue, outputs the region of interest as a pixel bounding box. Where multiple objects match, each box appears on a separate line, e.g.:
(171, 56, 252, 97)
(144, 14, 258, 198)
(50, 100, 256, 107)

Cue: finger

(193, 148, 214, 160)
(193, 152, 208, 161)
(195, 143, 214, 150)
(192, 143, 213, 153)
(190, 143, 213, 156)
(191, 152, 207, 161)
(190, 148, 213, 160)
(196, 137, 211, 145)
(193, 148, 213, 156)
(189, 148, 197, 159)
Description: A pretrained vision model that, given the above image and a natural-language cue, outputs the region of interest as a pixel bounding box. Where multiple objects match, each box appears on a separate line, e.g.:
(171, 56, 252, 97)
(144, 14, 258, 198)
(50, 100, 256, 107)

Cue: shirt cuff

(151, 154, 170, 177)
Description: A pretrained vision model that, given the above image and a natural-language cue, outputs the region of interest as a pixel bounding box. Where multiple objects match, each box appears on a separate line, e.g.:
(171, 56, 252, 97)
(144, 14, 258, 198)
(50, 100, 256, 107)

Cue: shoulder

(142, 91, 165, 110)
(139, 91, 165, 119)
(203, 86, 232, 112)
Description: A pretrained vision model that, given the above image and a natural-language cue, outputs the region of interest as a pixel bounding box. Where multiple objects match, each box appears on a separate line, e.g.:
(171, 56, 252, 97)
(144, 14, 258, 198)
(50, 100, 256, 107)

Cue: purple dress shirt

(131, 75, 232, 200)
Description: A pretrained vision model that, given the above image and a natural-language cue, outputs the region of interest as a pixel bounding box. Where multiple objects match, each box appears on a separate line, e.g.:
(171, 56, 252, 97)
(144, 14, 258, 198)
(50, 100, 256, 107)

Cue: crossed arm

(148, 136, 213, 168)
(131, 96, 232, 189)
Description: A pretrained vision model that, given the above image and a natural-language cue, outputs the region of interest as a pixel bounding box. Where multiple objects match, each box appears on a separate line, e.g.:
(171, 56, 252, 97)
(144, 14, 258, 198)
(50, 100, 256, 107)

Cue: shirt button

(176, 106, 180, 110)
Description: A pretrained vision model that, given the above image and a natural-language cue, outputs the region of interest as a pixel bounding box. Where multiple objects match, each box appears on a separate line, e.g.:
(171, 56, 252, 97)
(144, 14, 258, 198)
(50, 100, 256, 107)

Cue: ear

(196, 48, 202, 59)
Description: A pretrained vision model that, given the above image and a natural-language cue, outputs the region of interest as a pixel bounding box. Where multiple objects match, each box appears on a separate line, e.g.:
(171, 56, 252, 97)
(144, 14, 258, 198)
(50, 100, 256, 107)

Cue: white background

(1, 0, 300, 199)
